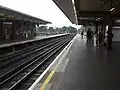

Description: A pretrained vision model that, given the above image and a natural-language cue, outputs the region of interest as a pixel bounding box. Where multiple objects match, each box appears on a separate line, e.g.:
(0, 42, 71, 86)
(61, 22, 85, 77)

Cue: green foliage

(38, 26, 77, 35)
(67, 26, 77, 33)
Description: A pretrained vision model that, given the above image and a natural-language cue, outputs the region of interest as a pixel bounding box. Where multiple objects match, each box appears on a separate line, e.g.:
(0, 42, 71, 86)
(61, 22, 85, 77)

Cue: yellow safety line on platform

(40, 55, 64, 90)
(40, 36, 75, 90)
(40, 70, 55, 90)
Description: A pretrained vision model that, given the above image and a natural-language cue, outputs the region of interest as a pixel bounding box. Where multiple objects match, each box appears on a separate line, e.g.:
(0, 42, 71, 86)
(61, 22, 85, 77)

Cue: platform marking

(40, 51, 66, 90)
(60, 58, 70, 72)
(40, 35, 77, 90)
(39, 41, 73, 90)
(40, 70, 55, 90)
(52, 58, 70, 90)
(28, 34, 78, 90)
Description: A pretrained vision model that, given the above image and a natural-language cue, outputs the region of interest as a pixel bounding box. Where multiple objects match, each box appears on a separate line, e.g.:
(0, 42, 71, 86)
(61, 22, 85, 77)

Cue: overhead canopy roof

(53, 0, 120, 25)
(53, 0, 77, 24)
(0, 5, 51, 24)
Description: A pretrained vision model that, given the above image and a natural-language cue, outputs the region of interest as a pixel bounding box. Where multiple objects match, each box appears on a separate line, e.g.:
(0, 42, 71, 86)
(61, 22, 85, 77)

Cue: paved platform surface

(0, 34, 66, 48)
(31, 34, 120, 90)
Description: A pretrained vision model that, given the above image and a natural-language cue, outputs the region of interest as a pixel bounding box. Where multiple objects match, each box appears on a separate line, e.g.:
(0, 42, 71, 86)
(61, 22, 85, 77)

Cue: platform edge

(28, 34, 78, 90)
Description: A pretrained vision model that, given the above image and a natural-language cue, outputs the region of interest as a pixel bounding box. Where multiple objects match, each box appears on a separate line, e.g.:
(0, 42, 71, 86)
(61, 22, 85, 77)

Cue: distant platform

(0, 34, 67, 49)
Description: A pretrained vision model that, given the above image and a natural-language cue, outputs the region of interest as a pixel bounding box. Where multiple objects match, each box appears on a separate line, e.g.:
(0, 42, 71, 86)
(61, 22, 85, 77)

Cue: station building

(0, 5, 51, 41)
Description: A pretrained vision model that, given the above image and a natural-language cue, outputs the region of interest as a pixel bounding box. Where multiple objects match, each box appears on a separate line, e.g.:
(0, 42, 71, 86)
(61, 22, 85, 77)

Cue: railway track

(0, 36, 67, 75)
(0, 35, 75, 90)
(0, 36, 66, 60)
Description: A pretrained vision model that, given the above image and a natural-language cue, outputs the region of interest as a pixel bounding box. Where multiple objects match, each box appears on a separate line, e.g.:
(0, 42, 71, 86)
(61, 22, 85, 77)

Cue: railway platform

(0, 34, 67, 49)
(30, 34, 120, 90)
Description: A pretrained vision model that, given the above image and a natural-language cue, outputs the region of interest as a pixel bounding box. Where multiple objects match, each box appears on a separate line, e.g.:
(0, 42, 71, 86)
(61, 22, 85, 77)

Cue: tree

(48, 27, 54, 35)
(67, 26, 77, 34)
(62, 26, 69, 33)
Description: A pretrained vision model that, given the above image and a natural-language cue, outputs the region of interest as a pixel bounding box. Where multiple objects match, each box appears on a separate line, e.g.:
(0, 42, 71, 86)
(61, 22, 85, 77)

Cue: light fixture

(110, 8, 115, 12)
(96, 18, 100, 20)
(72, 0, 75, 5)
(97, 18, 100, 20)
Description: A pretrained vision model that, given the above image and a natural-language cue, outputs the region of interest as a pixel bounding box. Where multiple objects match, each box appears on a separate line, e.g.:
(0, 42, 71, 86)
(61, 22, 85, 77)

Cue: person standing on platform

(95, 31, 99, 47)
(91, 31, 93, 37)
(81, 30, 84, 38)
(107, 31, 114, 50)
(99, 31, 103, 43)
(86, 29, 93, 45)
(86, 29, 92, 39)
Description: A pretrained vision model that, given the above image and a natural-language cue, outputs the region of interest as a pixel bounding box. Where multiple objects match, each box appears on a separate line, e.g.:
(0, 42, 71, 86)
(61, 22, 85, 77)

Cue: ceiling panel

(79, 0, 110, 11)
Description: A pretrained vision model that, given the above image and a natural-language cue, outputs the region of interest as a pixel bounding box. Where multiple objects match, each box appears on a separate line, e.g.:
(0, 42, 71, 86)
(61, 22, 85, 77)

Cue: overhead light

(110, 8, 115, 12)
(96, 18, 100, 20)
(72, 0, 75, 5)
(97, 18, 100, 19)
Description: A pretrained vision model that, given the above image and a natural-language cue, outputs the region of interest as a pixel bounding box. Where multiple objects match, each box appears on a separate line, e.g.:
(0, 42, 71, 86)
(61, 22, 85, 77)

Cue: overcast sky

(0, 0, 77, 27)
